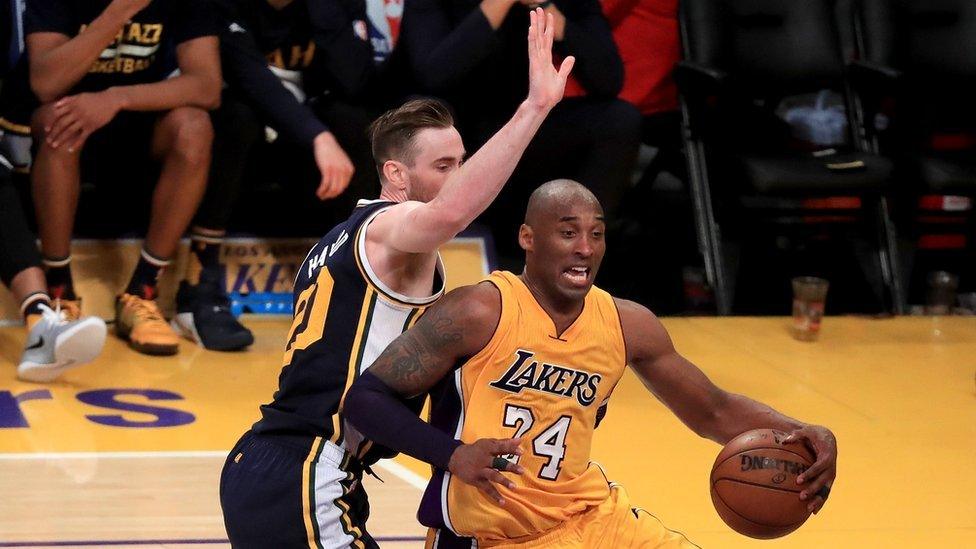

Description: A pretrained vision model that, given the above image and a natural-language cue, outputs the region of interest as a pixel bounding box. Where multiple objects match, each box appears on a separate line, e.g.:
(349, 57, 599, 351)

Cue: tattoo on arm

(370, 304, 465, 396)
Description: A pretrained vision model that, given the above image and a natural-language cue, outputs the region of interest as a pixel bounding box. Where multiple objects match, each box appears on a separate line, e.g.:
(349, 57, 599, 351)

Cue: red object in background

(918, 195, 973, 212)
(929, 132, 976, 151)
(564, 0, 679, 113)
(916, 195, 970, 250)
(918, 234, 967, 249)
(801, 197, 862, 209)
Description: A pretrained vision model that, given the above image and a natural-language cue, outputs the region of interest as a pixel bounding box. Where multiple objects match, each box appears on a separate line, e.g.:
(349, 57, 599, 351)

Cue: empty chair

(677, 0, 904, 314)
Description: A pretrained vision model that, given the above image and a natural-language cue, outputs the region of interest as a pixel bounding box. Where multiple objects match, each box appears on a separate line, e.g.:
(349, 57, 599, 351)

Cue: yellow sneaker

(115, 293, 179, 356)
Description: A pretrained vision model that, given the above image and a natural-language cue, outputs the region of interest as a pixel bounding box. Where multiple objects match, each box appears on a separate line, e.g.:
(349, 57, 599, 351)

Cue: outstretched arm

(617, 298, 837, 514)
(344, 283, 526, 505)
(367, 8, 575, 254)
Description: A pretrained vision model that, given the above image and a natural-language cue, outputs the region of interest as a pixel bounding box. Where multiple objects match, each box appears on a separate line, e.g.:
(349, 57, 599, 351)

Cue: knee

(31, 103, 57, 139)
(30, 104, 79, 158)
(164, 107, 214, 166)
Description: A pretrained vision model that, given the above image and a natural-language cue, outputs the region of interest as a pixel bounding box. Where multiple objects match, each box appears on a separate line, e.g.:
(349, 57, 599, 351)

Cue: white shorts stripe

(310, 441, 360, 548)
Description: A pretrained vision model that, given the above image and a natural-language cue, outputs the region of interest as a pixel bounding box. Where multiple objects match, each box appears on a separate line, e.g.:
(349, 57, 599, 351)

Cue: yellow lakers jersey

(419, 271, 627, 542)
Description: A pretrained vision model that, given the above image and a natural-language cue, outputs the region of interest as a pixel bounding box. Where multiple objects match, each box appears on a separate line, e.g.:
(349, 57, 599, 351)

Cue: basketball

(710, 429, 815, 539)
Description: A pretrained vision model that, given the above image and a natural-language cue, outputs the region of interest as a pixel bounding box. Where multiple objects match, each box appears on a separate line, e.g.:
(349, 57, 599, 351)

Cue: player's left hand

(525, 8, 574, 112)
(783, 424, 837, 514)
(448, 437, 526, 506)
(518, 1, 565, 40)
(313, 131, 354, 201)
(46, 91, 122, 153)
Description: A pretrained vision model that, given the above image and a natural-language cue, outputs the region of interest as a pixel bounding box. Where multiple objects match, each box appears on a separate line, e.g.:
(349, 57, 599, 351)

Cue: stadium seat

(677, 0, 904, 314)
(849, 0, 976, 297)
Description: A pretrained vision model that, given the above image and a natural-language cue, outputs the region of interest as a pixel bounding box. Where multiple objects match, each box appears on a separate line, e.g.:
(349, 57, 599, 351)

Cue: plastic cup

(792, 276, 829, 341)
(925, 271, 958, 316)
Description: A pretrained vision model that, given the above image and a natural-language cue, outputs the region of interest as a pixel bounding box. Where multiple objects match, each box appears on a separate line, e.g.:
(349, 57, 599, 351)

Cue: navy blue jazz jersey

(252, 199, 445, 461)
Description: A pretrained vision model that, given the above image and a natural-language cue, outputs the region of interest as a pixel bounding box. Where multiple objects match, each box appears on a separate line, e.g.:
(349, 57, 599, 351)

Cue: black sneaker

(171, 276, 254, 351)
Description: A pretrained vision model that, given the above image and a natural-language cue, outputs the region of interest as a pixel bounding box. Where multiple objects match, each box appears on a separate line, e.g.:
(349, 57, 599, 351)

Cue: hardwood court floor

(1, 315, 974, 547)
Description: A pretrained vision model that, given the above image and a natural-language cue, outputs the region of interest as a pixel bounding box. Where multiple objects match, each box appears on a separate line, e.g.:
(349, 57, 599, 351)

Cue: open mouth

(562, 266, 590, 286)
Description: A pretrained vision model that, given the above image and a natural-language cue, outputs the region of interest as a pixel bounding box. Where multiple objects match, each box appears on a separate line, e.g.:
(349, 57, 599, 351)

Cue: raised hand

(448, 437, 525, 505)
(525, 7, 575, 111)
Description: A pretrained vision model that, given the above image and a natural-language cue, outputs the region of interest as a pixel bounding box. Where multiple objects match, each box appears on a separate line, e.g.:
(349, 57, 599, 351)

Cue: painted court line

(0, 536, 426, 547)
(0, 451, 227, 460)
(0, 451, 430, 489)
(375, 458, 429, 490)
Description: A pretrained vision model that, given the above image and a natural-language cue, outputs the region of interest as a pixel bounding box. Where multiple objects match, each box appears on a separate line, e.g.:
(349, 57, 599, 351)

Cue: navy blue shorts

(220, 431, 379, 549)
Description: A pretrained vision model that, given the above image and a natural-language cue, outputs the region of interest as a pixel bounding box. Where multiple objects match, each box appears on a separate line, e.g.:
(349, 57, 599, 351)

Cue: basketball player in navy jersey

(220, 9, 575, 548)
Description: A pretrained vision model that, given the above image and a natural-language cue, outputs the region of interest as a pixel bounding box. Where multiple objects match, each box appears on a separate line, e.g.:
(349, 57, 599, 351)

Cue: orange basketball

(710, 429, 815, 539)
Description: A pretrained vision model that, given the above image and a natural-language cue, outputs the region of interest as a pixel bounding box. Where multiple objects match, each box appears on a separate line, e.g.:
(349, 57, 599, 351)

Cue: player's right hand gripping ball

(710, 429, 815, 539)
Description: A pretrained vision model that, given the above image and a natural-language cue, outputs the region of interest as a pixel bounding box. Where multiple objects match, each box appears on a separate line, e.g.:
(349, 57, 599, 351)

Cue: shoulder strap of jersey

(350, 201, 446, 307)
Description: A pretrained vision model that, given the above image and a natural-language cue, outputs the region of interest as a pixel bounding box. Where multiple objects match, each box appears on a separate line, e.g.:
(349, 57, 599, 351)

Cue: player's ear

(382, 160, 407, 191)
(518, 224, 533, 251)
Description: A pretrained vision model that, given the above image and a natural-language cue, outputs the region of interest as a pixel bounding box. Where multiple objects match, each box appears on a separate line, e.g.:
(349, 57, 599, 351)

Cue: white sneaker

(18, 304, 107, 383)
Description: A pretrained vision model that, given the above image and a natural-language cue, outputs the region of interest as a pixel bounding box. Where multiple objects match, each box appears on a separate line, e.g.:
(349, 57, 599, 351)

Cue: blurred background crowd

(0, 0, 973, 363)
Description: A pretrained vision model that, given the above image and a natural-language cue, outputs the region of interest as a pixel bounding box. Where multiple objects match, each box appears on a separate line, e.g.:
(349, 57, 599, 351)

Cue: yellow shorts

(425, 484, 699, 549)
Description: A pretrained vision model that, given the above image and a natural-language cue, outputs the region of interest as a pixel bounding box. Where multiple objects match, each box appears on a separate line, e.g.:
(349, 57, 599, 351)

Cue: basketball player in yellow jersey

(345, 180, 839, 548)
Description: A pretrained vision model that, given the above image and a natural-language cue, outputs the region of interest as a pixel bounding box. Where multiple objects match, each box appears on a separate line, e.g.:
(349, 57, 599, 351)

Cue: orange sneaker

(115, 293, 179, 355)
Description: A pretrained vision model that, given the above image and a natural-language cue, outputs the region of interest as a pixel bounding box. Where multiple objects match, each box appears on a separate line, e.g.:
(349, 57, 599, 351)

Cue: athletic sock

(20, 291, 52, 320)
(125, 248, 171, 300)
(42, 255, 76, 300)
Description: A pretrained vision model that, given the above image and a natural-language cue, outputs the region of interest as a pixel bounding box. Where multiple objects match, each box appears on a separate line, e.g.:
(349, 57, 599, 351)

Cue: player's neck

(518, 271, 584, 333)
(378, 185, 409, 203)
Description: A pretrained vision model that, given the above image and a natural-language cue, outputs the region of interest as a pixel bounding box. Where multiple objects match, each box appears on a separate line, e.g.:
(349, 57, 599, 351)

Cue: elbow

(200, 83, 222, 111)
(205, 94, 222, 111)
(30, 75, 61, 104)
(701, 393, 742, 444)
(697, 409, 726, 443)
(190, 73, 222, 110)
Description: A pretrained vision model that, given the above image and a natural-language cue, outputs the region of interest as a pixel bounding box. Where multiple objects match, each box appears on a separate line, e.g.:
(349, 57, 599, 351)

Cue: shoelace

(128, 296, 165, 322)
(37, 303, 68, 325)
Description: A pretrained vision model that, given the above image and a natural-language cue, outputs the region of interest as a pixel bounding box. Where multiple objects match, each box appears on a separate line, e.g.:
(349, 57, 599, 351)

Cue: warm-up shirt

(24, 0, 217, 93)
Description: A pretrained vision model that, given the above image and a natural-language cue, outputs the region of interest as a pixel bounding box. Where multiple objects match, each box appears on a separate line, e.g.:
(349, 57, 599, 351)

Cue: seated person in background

(175, 0, 410, 351)
(1, 19, 106, 382)
(604, 0, 683, 186)
(599, 0, 696, 314)
(345, 180, 838, 548)
(25, 0, 221, 356)
(401, 0, 642, 266)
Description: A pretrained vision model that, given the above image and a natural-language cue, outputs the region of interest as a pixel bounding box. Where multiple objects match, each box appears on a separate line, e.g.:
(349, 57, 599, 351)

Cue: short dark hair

(368, 98, 455, 172)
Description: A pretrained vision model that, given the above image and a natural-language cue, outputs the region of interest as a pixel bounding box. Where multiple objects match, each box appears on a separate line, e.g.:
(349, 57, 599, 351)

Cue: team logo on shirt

(81, 22, 164, 74)
(490, 349, 602, 406)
